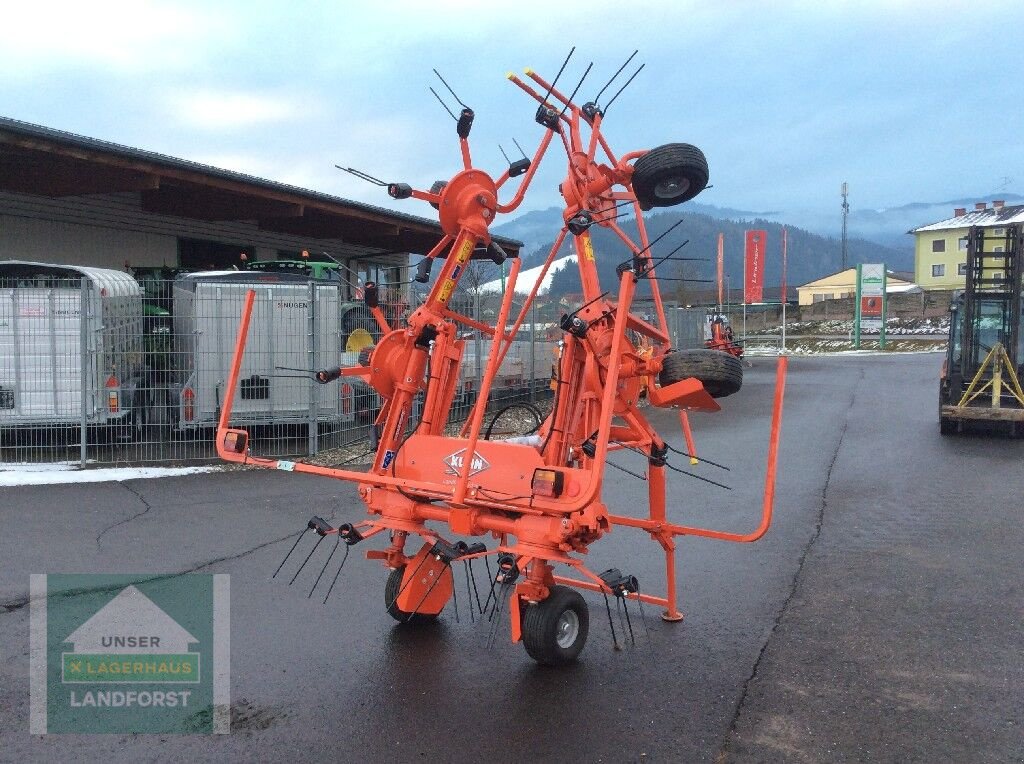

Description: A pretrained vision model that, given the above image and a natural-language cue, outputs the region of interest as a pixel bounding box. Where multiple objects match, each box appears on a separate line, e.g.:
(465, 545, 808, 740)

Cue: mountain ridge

(492, 208, 907, 296)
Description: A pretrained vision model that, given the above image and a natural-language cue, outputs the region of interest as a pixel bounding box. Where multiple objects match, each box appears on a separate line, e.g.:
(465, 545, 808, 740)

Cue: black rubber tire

(429, 180, 448, 210)
(632, 143, 709, 211)
(938, 383, 957, 436)
(522, 585, 589, 666)
(384, 565, 439, 624)
(110, 393, 146, 443)
(358, 345, 374, 367)
(660, 349, 742, 399)
(340, 304, 381, 342)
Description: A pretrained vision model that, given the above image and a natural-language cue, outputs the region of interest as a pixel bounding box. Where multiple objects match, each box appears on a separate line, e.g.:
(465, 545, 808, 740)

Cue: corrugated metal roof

(0, 115, 523, 251)
(909, 204, 1024, 233)
(797, 267, 914, 289)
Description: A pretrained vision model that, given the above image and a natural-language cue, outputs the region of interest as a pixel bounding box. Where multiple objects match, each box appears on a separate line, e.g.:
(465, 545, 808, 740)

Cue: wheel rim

(555, 609, 580, 648)
(654, 176, 690, 199)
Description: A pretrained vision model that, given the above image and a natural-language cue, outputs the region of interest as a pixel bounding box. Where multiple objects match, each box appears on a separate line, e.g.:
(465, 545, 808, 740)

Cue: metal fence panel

(1, 276, 554, 467)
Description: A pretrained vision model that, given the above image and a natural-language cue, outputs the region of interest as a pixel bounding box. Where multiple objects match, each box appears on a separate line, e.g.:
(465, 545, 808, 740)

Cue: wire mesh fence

(1, 272, 555, 468)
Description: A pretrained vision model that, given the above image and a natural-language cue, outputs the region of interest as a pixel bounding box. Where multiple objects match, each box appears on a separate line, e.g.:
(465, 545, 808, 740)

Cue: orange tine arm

(217, 288, 256, 434)
(506, 72, 571, 122)
(488, 228, 569, 371)
(453, 257, 522, 504)
(607, 356, 788, 542)
(495, 128, 557, 215)
(369, 304, 390, 334)
(524, 70, 576, 112)
(630, 213, 670, 342)
(679, 412, 699, 465)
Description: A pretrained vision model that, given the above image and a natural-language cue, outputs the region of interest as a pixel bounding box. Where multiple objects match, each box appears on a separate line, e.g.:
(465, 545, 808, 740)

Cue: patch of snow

(0, 465, 223, 487)
(481, 255, 578, 294)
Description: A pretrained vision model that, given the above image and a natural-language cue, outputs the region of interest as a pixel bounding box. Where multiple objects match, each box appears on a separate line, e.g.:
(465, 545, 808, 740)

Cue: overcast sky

(3, 1, 1021, 223)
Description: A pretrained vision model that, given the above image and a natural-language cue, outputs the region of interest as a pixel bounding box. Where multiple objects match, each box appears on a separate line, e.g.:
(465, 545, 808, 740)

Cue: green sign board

(30, 574, 229, 734)
(854, 263, 887, 349)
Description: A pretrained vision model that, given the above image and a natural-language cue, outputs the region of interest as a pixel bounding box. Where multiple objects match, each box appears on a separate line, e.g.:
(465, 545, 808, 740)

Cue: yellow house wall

(796, 268, 915, 306)
(796, 269, 857, 306)
(914, 226, 1014, 290)
(914, 229, 967, 290)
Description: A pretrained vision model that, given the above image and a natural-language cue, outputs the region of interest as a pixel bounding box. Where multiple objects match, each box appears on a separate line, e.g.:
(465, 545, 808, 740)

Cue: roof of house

(798, 267, 915, 290)
(909, 204, 1024, 233)
(0, 115, 521, 256)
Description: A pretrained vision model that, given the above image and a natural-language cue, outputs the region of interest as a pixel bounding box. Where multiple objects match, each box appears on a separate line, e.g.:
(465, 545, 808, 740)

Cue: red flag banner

(744, 229, 767, 303)
(716, 232, 724, 307)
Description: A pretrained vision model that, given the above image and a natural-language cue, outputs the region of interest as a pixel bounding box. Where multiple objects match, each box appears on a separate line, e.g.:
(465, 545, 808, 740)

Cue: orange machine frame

(216, 63, 787, 638)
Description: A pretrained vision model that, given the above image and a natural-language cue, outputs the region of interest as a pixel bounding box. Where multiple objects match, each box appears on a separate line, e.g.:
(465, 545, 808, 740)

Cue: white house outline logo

(61, 585, 200, 684)
(443, 448, 490, 477)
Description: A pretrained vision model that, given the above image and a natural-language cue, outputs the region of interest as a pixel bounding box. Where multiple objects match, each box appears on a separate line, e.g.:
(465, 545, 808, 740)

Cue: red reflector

(532, 468, 564, 498)
(183, 387, 195, 422)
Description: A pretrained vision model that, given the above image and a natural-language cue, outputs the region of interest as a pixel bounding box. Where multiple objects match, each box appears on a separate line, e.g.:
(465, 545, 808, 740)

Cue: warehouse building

(0, 116, 519, 295)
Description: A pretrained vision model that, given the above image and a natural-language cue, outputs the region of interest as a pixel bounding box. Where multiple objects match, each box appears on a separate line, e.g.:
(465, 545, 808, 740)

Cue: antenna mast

(841, 181, 849, 272)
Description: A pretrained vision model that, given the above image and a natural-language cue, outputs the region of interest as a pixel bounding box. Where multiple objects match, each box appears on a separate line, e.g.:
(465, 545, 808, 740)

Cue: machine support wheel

(384, 565, 439, 624)
(521, 585, 589, 666)
(631, 143, 709, 210)
(660, 349, 743, 398)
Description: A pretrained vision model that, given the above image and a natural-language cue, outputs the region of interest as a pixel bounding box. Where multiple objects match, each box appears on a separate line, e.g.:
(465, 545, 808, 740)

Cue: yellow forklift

(940, 224, 1024, 435)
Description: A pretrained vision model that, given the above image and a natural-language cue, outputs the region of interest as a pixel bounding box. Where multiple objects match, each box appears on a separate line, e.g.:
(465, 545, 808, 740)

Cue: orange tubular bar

(551, 574, 668, 609)
(216, 289, 256, 434)
(495, 128, 556, 215)
(369, 305, 391, 334)
(608, 356, 789, 542)
(453, 257, 522, 504)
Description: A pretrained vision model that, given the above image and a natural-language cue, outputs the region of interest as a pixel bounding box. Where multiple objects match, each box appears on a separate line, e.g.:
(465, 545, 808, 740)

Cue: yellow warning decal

(583, 235, 595, 262)
(455, 239, 473, 264)
(439, 280, 455, 303)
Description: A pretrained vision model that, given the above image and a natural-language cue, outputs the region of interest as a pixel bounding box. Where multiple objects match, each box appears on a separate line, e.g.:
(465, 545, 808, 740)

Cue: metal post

(79, 280, 89, 467)
(880, 268, 888, 351)
(307, 281, 318, 456)
(782, 302, 787, 355)
(530, 298, 537, 403)
(853, 263, 862, 350)
(841, 181, 850, 272)
(474, 289, 482, 397)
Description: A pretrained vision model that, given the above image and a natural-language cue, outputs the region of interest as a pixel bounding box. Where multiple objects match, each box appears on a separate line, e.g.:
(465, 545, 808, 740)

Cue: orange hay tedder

(216, 51, 788, 666)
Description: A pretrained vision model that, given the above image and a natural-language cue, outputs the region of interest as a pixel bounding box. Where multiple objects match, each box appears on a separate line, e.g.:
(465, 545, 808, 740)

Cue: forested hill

(494, 208, 907, 299)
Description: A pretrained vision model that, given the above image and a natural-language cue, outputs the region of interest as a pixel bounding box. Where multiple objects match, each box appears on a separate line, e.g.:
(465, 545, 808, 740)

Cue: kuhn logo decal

(443, 449, 490, 477)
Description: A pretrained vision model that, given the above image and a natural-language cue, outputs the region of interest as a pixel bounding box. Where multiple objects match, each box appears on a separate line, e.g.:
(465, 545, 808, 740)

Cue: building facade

(0, 116, 520, 297)
(910, 201, 1024, 290)
(796, 267, 916, 307)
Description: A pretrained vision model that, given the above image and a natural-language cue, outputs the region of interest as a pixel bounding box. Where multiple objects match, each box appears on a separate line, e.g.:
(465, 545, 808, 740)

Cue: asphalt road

(1, 352, 1021, 762)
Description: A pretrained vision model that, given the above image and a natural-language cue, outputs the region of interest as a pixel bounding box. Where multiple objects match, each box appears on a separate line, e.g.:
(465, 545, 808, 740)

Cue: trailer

(0, 260, 144, 433)
(171, 271, 373, 429)
(940, 224, 1024, 435)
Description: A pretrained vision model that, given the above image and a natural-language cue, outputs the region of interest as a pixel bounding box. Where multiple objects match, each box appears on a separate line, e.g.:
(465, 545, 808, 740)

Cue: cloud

(161, 89, 313, 131)
(0, 1, 228, 75)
